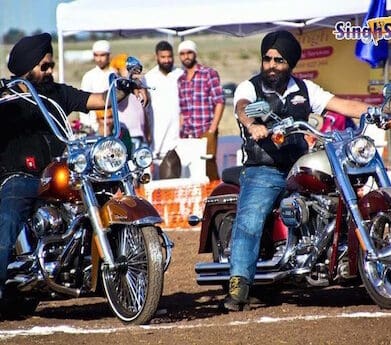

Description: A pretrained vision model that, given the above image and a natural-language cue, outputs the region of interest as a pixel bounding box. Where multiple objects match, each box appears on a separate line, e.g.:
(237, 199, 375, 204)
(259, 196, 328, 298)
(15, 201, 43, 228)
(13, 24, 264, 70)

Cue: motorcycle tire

(102, 225, 164, 324)
(358, 212, 391, 309)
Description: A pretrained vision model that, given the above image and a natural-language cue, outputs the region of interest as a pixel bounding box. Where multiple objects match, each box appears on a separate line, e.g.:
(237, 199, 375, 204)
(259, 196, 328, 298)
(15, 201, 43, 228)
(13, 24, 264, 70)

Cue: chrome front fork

(81, 179, 115, 268)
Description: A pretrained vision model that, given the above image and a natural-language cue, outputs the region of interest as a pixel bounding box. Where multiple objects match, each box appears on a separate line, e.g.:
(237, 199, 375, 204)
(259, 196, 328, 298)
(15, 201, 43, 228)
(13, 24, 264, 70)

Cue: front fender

(358, 187, 391, 219)
(100, 195, 162, 228)
(348, 187, 391, 275)
(89, 196, 161, 292)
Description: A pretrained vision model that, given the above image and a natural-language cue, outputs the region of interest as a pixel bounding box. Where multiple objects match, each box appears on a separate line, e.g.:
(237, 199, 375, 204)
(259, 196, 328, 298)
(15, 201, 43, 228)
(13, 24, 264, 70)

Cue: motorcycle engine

(279, 195, 309, 228)
(31, 205, 64, 238)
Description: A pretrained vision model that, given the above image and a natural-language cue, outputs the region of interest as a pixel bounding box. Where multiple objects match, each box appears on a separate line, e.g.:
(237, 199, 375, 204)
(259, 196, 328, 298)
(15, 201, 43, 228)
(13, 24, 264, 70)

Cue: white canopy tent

(56, 0, 389, 82)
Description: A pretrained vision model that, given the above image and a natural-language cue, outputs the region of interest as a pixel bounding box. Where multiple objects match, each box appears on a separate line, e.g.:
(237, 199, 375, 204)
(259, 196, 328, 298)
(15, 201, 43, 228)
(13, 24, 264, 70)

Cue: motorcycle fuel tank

(38, 159, 81, 202)
(286, 150, 334, 194)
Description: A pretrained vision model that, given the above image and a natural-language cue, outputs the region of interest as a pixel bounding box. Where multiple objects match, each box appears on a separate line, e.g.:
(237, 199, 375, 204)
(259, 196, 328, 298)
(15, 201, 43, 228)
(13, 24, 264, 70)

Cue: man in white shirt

(225, 30, 372, 312)
(80, 40, 116, 132)
(144, 41, 183, 160)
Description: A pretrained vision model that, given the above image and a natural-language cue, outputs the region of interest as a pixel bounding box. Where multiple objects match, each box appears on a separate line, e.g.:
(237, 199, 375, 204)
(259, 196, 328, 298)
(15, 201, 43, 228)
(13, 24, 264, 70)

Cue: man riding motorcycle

(0, 33, 134, 303)
(225, 30, 374, 311)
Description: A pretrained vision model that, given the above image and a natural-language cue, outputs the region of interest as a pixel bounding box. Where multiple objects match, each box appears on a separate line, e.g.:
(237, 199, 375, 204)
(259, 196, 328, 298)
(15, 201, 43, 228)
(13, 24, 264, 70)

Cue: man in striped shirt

(178, 40, 225, 180)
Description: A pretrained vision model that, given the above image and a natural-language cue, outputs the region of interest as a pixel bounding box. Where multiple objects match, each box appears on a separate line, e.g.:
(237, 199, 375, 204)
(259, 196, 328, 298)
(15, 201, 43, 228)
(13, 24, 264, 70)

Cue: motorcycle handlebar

(266, 107, 391, 143)
(2, 78, 73, 144)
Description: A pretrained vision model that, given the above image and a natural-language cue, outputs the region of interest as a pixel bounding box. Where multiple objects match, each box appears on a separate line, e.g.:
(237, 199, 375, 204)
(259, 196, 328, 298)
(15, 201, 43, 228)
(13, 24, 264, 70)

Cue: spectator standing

(110, 54, 150, 151)
(80, 40, 115, 132)
(177, 40, 225, 180)
(144, 41, 183, 177)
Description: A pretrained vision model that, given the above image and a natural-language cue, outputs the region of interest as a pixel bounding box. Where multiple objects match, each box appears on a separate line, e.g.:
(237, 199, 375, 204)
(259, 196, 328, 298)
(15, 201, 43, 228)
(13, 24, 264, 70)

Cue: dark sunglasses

(40, 62, 55, 72)
(262, 55, 287, 64)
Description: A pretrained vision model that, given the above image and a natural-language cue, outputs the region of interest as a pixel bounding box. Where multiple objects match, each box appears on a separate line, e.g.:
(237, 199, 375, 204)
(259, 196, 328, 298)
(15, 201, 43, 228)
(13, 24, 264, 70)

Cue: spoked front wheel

(358, 213, 391, 309)
(102, 225, 164, 324)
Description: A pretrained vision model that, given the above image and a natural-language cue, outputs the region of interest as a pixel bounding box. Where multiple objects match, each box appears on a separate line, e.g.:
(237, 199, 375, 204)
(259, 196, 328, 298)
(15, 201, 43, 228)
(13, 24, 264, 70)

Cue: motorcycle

(0, 57, 173, 324)
(190, 89, 391, 309)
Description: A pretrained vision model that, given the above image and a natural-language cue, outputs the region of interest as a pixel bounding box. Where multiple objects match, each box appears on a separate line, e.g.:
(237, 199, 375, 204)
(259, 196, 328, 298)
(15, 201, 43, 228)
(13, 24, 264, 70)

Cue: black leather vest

(241, 75, 311, 172)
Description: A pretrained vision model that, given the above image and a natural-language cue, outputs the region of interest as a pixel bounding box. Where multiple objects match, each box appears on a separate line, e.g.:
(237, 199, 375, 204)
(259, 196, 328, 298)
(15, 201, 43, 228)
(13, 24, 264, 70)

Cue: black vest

(241, 75, 311, 172)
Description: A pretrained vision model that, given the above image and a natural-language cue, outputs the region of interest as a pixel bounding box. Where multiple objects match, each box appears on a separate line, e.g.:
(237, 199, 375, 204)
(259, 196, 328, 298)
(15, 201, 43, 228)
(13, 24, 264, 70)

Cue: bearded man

(0, 33, 132, 302)
(144, 41, 183, 178)
(177, 40, 225, 181)
(224, 30, 371, 311)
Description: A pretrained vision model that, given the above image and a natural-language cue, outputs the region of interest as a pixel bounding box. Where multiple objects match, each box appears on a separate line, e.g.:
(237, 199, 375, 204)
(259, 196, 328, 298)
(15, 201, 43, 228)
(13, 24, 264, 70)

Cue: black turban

(261, 30, 302, 69)
(8, 33, 53, 76)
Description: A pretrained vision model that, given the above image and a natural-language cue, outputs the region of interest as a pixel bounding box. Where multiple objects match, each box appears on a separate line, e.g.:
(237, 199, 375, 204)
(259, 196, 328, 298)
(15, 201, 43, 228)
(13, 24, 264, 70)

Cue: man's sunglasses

(40, 62, 55, 72)
(262, 55, 287, 64)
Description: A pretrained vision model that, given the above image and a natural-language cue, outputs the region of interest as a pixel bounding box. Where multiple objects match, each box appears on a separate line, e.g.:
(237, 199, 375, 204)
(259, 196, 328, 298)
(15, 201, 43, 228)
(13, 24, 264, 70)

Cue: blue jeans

(230, 166, 286, 283)
(0, 175, 39, 286)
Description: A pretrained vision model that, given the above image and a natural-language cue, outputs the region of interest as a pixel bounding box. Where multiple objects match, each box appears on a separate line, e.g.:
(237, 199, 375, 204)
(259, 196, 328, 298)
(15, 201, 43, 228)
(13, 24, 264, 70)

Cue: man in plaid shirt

(178, 40, 225, 180)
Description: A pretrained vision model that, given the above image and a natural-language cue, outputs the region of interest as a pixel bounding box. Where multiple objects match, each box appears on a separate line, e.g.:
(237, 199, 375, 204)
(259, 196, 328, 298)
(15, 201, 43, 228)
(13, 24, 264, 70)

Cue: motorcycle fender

(199, 183, 239, 253)
(348, 187, 391, 275)
(100, 195, 162, 228)
(88, 196, 162, 291)
(358, 188, 391, 220)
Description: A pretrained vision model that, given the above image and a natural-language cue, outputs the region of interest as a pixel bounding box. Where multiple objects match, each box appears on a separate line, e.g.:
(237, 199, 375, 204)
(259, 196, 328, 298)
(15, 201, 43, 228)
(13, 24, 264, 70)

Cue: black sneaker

(223, 276, 250, 311)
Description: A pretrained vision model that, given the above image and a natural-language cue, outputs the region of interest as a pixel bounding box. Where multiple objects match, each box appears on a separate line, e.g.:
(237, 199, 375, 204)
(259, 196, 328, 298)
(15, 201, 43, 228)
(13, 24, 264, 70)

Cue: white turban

(92, 40, 110, 53)
(178, 40, 197, 54)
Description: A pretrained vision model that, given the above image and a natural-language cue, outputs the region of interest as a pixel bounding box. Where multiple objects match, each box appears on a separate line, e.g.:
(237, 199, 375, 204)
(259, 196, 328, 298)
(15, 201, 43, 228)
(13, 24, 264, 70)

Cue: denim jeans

(0, 175, 39, 286)
(230, 166, 286, 283)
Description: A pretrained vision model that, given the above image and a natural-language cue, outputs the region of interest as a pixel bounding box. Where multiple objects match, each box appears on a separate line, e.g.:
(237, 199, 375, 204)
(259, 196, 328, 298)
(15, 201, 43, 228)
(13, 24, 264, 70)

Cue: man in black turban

(261, 30, 302, 69)
(8, 33, 53, 77)
(223, 29, 371, 312)
(0, 33, 134, 307)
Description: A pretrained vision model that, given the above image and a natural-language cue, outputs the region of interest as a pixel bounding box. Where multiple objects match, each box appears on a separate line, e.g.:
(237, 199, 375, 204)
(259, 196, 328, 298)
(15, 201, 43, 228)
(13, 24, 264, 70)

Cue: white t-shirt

(144, 65, 183, 156)
(80, 66, 116, 130)
(233, 76, 334, 117)
(118, 94, 145, 138)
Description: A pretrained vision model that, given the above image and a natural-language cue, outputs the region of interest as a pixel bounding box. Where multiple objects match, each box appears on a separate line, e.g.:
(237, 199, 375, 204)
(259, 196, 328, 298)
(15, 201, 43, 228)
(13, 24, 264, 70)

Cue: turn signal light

(272, 132, 285, 145)
(139, 173, 151, 184)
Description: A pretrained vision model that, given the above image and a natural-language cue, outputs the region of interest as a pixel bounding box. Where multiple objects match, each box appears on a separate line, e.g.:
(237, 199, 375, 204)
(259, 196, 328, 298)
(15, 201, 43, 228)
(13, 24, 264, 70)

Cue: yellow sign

(293, 28, 384, 104)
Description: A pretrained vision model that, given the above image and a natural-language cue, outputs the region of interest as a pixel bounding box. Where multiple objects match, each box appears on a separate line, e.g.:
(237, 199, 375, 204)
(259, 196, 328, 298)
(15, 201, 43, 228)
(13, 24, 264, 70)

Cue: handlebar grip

(116, 78, 138, 94)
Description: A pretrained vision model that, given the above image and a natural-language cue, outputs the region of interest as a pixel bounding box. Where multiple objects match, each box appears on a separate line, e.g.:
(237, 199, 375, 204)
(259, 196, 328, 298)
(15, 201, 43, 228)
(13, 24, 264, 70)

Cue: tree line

(1, 28, 177, 44)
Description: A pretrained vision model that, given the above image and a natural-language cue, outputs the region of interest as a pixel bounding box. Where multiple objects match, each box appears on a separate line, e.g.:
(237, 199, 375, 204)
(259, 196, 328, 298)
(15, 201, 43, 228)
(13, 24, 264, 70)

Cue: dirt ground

(1, 229, 391, 345)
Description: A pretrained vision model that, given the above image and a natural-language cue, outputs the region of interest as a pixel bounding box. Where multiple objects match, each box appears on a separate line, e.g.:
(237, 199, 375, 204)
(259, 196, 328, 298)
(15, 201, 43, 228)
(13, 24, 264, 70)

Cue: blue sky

(0, 0, 73, 37)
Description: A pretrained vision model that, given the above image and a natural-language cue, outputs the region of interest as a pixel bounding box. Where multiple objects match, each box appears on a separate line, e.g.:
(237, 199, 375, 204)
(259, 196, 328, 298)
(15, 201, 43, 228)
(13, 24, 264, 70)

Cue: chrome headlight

(91, 138, 127, 174)
(346, 136, 376, 166)
(133, 147, 153, 168)
(68, 152, 88, 173)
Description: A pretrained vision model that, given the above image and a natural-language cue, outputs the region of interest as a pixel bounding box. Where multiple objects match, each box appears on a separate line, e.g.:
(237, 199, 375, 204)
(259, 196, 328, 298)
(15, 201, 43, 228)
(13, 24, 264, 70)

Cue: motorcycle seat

(221, 166, 242, 186)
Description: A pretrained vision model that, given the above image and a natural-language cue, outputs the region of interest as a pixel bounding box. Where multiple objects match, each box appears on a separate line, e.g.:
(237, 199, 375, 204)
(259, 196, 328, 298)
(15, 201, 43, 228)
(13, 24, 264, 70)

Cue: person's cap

(261, 30, 302, 69)
(92, 40, 110, 54)
(7, 33, 53, 76)
(178, 40, 197, 54)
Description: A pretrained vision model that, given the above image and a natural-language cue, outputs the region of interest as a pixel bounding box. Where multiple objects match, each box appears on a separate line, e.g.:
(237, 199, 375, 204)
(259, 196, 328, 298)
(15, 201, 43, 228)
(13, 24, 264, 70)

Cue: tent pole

(58, 30, 65, 83)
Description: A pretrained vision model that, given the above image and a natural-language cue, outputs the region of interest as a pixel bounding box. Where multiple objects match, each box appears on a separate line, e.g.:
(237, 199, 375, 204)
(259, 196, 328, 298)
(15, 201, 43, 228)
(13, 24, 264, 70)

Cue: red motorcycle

(0, 57, 173, 324)
(190, 94, 391, 309)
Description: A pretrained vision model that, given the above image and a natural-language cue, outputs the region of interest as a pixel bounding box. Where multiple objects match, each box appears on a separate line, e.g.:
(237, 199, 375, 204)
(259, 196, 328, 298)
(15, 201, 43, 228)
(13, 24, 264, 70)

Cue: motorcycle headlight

(68, 152, 88, 173)
(133, 147, 153, 168)
(346, 136, 376, 166)
(91, 138, 127, 174)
